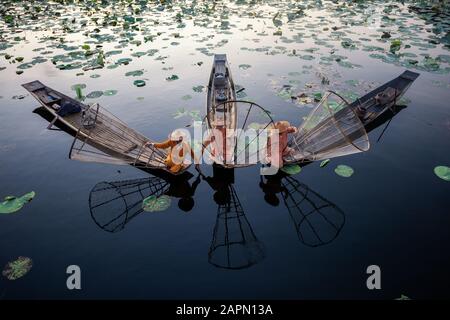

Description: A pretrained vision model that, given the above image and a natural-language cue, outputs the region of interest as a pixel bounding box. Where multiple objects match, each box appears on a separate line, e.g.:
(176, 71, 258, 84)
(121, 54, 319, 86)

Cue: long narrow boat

(351, 70, 419, 126)
(285, 70, 419, 165)
(206, 54, 237, 129)
(22, 80, 188, 174)
(204, 54, 238, 167)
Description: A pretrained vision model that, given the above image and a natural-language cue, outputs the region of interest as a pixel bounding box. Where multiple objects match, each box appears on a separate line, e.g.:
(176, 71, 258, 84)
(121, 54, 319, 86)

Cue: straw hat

(169, 129, 189, 141)
(274, 121, 291, 133)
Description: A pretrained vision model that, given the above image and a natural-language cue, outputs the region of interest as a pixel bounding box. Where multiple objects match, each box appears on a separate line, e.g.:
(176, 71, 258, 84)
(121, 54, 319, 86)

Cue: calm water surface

(0, 0, 450, 299)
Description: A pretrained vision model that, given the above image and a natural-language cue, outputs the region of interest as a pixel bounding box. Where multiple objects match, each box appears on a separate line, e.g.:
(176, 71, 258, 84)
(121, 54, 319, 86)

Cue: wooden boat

(206, 54, 237, 130)
(285, 70, 419, 164)
(351, 70, 419, 126)
(204, 54, 238, 167)
(22, 80, 189, 174)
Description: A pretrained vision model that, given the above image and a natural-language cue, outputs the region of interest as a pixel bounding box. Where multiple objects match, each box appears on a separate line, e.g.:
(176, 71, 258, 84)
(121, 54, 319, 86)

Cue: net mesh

(208, 185, 265, 269)
(89, 177, 169, 232)
(282, 176, 345, 247)
(69, 103, 167, 169)
(203, 100, 274, 168)
(286, 92, 370, 163)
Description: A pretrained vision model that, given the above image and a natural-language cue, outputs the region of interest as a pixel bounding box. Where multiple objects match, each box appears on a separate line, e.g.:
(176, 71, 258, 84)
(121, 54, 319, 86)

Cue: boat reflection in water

(87, 165, 347, 269)
(198, 165, 265, 270)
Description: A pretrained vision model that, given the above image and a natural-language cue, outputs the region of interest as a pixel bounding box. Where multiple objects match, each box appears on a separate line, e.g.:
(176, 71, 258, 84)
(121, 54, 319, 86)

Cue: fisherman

(202, 117, 235, 165)
(146, 129, 197, 174)
(267, 121, 298, 168)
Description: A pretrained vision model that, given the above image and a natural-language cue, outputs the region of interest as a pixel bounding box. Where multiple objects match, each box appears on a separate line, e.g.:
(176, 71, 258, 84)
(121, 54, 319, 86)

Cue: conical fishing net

(208, 185, 265, 269)
(286, 91, 370, 164)
(282, 176, 345, 247)
(203, 100, 274, 168)
(89, 177, 169, 232)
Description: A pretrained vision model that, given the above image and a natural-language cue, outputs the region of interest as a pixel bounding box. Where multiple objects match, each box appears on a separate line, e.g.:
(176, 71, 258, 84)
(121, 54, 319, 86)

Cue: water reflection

(199, 165, 266, 270)
(260, 172, 345, 247)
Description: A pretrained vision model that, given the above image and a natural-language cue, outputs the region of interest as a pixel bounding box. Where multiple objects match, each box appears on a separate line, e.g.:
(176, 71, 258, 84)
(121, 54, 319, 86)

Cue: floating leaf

(86, 91, 103, 99)
(434, 166, 450, 181)
(320, 159, 330, 168)
(103, 90, 118, 96)
(142, 195, 171, 212)
(334, 165, 354, 178)
(181, 94, 192, 100)
(2, 257, 33, 280)
(390, 39, 402, 53)
(166, 74, 179, 81)
(313, 92, 323, 102)
(116, 58, 132, 65)
(192, 85, 204, 93)
(0, 191, 35, 214)
(280, 165, 302, 175)
(125, 70, 144, 77)
(173, 108, 187, 119)
(239, 64, 251, 70)
(395, 295, 411, 300)
(133, 80, 146, 87)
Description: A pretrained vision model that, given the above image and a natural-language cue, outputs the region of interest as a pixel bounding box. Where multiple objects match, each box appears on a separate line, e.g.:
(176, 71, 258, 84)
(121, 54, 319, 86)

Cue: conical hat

(169, 129, 189, 141)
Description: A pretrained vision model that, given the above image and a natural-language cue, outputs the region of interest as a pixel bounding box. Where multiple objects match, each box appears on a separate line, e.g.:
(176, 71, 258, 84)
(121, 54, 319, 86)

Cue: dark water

(1, 0, 450, 299)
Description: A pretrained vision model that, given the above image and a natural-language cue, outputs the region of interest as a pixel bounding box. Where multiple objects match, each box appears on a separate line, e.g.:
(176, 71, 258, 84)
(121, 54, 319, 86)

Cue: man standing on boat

(145, 129, 197, 174)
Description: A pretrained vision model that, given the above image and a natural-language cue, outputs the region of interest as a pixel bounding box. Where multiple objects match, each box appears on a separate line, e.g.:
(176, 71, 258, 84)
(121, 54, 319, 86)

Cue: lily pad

(166, 74, 179, 81)
(280, 165, 302, 175)
(390, 39, 402, 53)
(320, 159, 330, 168)
(239, 64, 251, 70)
(334, 165, 354, 178)
(133, 80, 146, 87)
(0, 191, 35, 214)
(2, 257, 33, 280)
(86, 91, 103, 99)
(103, 90, 118, 96)
(125, 70, 144, 77)
(192, 85, 204, 93)
(142, 195, 171, 212)
(434, 166, 450, 181)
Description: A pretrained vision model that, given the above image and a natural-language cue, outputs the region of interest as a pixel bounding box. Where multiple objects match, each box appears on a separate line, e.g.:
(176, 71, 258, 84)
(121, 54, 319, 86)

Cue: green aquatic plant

(166, 74, 179, 81)
(86, 91, 103, 99)
(125, 70, 144, 77)
(103, 90, 118, 96)
(390, 39, 402, 53)
(192, 85, 204, 93)
(320, 159, 330, 168)
(0, 191, 35, 214)
(239, 64, 251, 70)
(142, 195, 171, 212)
(334, 165, 354, 178)
(280, 165, 302, 175)
(2, 257, 33, 280)
(133, 80, 146, 87)
(434, 166, 450, 181)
